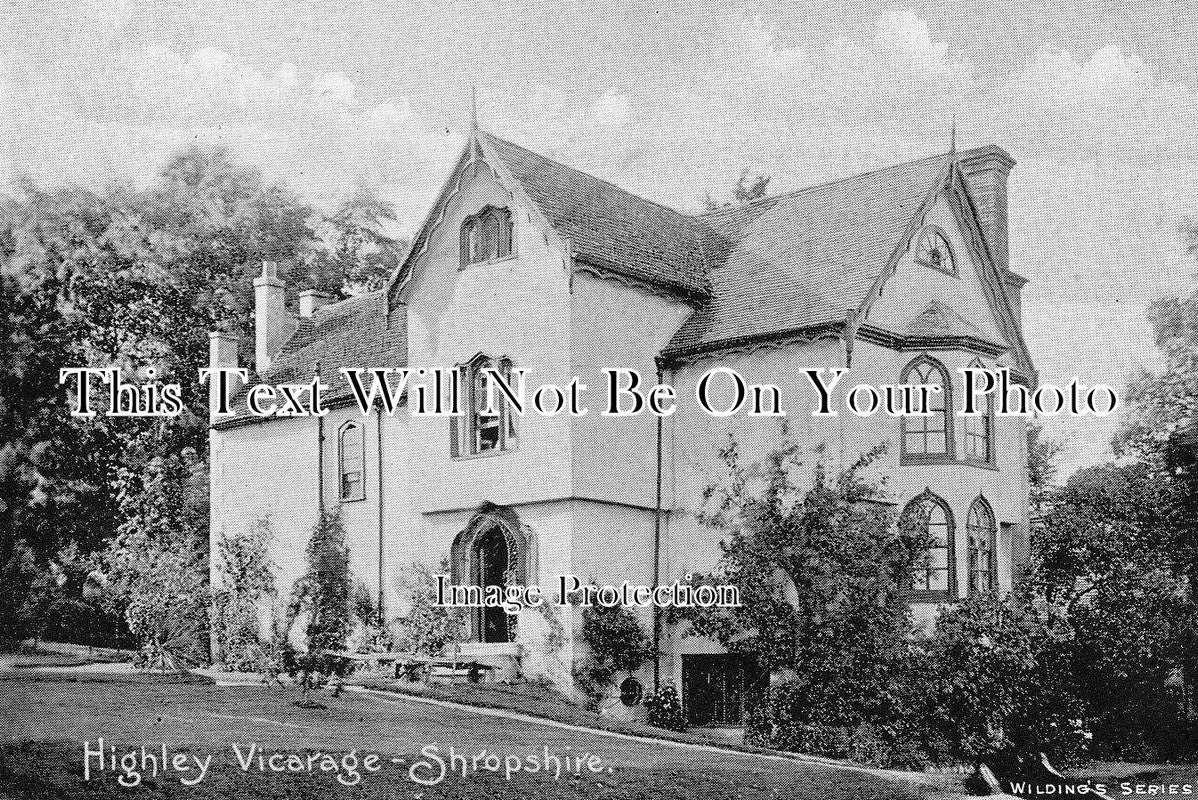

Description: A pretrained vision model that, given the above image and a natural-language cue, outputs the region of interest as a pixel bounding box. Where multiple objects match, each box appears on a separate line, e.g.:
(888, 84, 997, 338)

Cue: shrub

(922, 593, 1088, 769)
(286, 509, 356, 675)
(212, 518, 277, 672)
(574, 602, 653, 709)
(645, 685, 687, 732)
(101, 456, 209, 670)
(390, 560, 466, 657)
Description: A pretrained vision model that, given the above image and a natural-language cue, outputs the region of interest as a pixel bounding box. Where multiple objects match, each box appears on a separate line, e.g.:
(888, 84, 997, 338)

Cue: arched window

(338, 421, 365, 501)
(967, 497, 997, 593)
(450, 355, 517, 457)
(963, 358, 995, 464)
(460, 206, 513, 267)
(900, 356, 953, 463)
(901, 491, 955, 601)
(915, 225, 956, 275)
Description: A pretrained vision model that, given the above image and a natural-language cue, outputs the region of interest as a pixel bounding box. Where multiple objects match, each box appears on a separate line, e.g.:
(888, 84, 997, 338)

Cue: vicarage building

(207, 121, 1034, 726)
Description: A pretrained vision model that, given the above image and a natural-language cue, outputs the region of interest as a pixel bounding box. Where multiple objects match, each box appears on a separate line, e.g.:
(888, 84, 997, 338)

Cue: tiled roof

(261, 139, 1024, 405)
(662, 152, 955, 359)
(479, 131, 711, 299)
(214, 291, 405, 427)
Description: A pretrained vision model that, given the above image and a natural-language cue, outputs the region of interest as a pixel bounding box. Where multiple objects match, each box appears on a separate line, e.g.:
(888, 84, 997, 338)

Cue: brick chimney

(960, 146, 1022, 320)
(299, 289, 335, 318)
(207, 331, 241, 419)
(254, 261, 298, 373)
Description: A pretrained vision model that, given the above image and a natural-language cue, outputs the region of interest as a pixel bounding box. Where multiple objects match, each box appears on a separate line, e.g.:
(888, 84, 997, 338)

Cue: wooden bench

(320, 651, 497, 682)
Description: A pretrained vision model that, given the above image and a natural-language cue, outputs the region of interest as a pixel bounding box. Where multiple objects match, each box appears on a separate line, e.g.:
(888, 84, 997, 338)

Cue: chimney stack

(960, 146, 1023, 321)
(207, 331, 241, 419)
(254, 261, 298, 373)
(299, 289, 335, 318)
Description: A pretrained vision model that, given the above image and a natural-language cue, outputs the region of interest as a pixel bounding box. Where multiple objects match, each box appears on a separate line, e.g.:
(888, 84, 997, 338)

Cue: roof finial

(949, 113, 957, 157)
(470, 85, 478, 130)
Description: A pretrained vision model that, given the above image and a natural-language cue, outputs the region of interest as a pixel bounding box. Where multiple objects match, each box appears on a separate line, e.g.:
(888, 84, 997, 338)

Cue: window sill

(899, 455, 999, 471)
(458, 253, 517, 272)
(340, 494, 367, 503)
(899, 454, 956, 467)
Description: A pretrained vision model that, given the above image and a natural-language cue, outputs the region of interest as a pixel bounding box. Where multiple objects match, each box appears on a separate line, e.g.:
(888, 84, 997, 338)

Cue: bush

(645, 685, 687, 732)
(286, 510, 355, 674)
(922, 593, 1088, 769)
(390, 560, 466, 657)
(212, 518, 277, 672)
(101, 456, 210, 670)
(574, 602, 653, 709)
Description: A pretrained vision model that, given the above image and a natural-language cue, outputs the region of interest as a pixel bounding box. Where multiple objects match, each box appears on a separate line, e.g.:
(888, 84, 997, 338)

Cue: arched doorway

(471, 526, 510, 643)
(449, 503, 535, 645)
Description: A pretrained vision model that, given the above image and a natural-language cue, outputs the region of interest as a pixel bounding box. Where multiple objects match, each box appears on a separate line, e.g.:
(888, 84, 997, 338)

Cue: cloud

(2, 42, 458, 228)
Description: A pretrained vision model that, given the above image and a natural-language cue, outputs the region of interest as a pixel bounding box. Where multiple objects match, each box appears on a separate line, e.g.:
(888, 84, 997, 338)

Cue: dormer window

(915, 226, 955, 275)
(460, 206, 513, 268)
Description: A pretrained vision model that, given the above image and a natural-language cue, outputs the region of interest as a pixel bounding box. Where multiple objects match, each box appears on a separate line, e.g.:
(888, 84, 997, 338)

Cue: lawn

(0, 670, 962, 799)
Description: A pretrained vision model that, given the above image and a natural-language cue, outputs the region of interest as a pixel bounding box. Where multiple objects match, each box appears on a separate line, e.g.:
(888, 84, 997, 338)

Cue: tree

(1, 144, 392, 651)
(1032, 463, 1198, 760)
(304, 180, 408, 296)
(1027, 422, 1063, 523)
(702, 169, 771, 211)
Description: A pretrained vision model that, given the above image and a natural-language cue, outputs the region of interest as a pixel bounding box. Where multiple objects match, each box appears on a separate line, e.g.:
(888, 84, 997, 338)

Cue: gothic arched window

(338, 421, 365, 501)
(967, 497, 997, 593)
(901, 491, 955, 601)
(915, 225, 956, 275)
(450, 354, 517, 457)
(460, 206, 513, 267)
(900, 356, 953, 463)
(963, 358, 995, 465)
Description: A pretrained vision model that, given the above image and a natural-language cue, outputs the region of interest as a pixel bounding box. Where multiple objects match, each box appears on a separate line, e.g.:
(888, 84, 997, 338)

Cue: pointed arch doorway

(450, 503, 535, 645)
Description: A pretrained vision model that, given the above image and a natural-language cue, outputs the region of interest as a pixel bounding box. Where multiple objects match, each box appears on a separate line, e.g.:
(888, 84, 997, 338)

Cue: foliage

(702, 169, 771, 210)
(287, 510, 355, 673)
(390, 560, 467, 658)
(0, 146, 407, 654)
(644, 684, 687, 732)
(303, 180, 408, 296)
(100, 454, 210, 670)
(574, 602, 653, 710)
(923, 593, 1087, 769)
(680, 437, 927, 748)
(0, 541, 54, 649)
(1026, 422, 1063, 522)
(212, 518, 278, 672)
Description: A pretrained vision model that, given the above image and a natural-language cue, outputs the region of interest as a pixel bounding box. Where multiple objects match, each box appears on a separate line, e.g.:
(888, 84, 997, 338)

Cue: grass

(0, 670, 963, 799)
(1066, 762, 1197, 795)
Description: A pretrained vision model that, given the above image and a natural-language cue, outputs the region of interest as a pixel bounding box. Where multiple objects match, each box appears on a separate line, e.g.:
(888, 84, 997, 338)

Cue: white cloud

(3, 43, 457, 227)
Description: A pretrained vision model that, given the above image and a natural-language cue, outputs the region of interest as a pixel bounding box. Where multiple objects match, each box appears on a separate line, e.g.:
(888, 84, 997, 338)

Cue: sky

(3, 0, 1197, 476)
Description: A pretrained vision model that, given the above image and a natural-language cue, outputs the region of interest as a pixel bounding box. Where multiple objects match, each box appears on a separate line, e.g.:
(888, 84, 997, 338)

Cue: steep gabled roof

(388, 129, 710, 305)
(212, 291, 406, 428)
(478, 131, 710, 299)
(662, 151, 952, 360)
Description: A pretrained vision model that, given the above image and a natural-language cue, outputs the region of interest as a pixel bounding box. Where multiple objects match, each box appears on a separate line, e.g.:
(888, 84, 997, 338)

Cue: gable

(862, 191, 1009, 349)
(661, 152, 949, 362)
